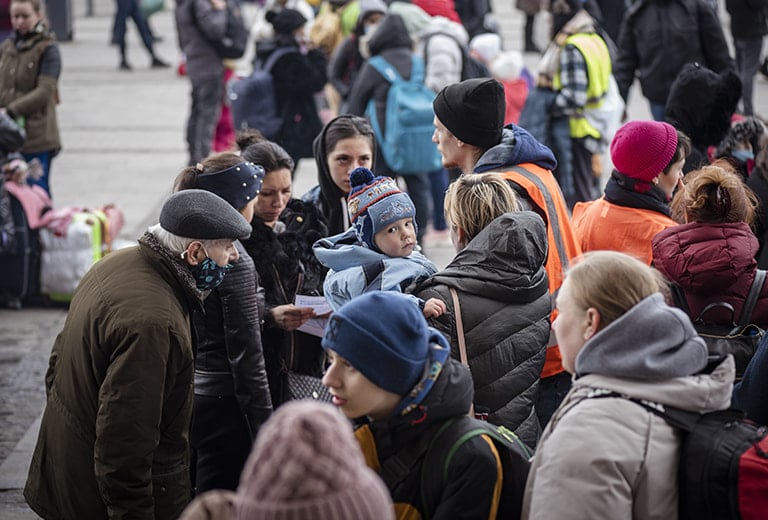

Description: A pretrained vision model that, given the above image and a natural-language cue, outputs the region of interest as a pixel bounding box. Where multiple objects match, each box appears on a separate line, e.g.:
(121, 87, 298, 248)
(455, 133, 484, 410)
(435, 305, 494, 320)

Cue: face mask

(731, 149, 755, 162)
(363, 23, 378, 35)
(185, 246, 233, 291)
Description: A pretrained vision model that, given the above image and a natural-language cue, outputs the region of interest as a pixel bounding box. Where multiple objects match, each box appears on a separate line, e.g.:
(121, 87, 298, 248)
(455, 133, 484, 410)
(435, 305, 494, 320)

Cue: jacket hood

(368, 13, 413, 56)
(474, 124, 558, 172)
(313, 228, 435, 274)
(575, 293, 708, 380)
(418, 16, 469, 46)
(355, 0, 388, 35)
(572, 356, 735, 414)
(420, 211, 550, 303)
(312, 115, 360, 233)
(652, 222, 759, 296)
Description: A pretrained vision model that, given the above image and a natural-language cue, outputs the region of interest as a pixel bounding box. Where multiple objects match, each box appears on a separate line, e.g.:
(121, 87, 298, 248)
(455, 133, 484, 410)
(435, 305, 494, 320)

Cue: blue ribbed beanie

(321, 292, 430, 395)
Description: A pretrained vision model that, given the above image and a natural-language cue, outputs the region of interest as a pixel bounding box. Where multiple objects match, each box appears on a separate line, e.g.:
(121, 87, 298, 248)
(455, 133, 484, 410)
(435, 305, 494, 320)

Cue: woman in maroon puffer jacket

(652, 164, 768, 327)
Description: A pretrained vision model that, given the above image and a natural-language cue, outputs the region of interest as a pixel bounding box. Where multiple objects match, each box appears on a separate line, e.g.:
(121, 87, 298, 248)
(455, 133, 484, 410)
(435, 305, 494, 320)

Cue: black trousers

(190, 394, 252, 494)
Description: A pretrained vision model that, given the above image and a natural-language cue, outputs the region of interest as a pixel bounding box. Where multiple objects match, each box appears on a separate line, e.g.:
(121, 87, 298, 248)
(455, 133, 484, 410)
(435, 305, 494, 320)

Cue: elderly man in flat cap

(24, 189, 252, 520)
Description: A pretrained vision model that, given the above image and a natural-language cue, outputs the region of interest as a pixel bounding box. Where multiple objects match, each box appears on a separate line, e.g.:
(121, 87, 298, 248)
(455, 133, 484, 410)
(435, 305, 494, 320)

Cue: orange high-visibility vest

(572, 197, 677, 265)
(499, 164, 582, 378)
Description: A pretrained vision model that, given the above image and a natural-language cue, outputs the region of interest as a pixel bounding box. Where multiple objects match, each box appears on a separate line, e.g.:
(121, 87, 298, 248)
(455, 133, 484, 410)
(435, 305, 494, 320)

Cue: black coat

(725, 0, 768, 39)
(614, 0, 733, 104)
(261, 36, 327, 161)
(241, 199, 329, 406)
(412, 212, 551, 448)
(194, 241, 273, 436)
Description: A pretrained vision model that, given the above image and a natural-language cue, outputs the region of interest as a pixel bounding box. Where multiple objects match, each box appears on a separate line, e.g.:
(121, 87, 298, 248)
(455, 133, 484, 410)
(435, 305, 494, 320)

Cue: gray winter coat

(175, 0, 228, 80)
(522, 293, 734, 520)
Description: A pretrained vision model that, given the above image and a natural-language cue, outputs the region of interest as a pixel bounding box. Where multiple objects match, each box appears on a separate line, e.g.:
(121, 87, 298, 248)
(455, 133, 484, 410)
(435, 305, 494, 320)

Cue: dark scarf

(603, 170, 672, 217)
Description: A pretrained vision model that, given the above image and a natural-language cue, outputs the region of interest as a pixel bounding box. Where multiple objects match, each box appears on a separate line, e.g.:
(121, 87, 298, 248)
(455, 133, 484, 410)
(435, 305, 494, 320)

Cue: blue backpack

(365, 55, 442, 175)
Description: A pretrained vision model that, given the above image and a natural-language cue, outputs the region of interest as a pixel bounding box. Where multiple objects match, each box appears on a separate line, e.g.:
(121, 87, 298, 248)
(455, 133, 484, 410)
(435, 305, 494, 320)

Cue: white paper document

(294, 295, 332, 338)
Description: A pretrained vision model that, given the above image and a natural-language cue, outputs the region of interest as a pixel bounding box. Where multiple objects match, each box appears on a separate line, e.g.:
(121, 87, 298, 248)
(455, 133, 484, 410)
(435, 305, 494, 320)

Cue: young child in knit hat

(321, 291, 529, 519)
(178, 400, 394, 520)
(313, 167, 446, 316)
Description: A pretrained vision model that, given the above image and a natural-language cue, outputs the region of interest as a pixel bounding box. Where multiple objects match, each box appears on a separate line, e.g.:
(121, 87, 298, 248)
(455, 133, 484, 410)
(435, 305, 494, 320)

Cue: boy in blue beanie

(322, 291, 528, 519)
(313, 167, 445, 317)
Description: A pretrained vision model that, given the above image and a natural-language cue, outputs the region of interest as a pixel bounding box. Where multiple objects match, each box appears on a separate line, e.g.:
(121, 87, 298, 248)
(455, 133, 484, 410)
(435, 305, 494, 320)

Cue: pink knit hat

(234, 401, 394, 520)
(610, 120, 678, 186)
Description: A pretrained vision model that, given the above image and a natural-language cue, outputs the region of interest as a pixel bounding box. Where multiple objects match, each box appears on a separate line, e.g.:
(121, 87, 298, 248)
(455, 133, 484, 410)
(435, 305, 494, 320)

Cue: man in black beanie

(25, 190, 251, 520)
(432, 77, 582, 430)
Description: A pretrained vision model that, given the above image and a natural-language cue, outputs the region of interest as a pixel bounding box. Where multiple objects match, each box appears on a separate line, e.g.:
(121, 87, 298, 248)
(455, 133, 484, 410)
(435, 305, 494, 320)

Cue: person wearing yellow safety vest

(432, 77, 582, 430)
(535, 0, 612, 206)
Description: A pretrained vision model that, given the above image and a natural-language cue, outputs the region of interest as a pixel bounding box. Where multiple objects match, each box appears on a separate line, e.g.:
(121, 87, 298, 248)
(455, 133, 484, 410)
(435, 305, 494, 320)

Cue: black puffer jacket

(412, 212, 551, 448)
(613, 0, 732, 104)
(241, 199, 329, 406)
(345, 12, 413, 177)
(194, 241, 273, 436)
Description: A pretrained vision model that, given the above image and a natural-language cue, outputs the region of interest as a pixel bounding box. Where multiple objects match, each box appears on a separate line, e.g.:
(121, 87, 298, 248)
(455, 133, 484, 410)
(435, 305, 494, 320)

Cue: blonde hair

(566, 251, 666, 331)
(444, 173, 520, 243)
(677, 164, 758, 226)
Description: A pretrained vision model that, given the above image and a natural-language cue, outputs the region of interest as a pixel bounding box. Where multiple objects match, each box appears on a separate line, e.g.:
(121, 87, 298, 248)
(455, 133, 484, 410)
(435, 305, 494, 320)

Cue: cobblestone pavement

(0, 0, 765, 518)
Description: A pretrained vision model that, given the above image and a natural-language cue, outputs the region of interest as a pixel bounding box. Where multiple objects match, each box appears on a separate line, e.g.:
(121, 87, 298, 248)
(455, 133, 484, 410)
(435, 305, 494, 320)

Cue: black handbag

(672, 270, 766, 379)
(285, 371, 332, 402)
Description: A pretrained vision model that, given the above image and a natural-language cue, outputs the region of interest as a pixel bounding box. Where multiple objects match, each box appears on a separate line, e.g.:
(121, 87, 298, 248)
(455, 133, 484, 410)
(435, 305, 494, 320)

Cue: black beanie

(266, 8, 307, 34)
(432, 78, 505, 149)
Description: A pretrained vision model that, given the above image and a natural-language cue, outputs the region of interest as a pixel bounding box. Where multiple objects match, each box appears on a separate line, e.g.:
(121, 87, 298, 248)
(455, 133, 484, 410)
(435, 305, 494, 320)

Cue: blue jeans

(734, 37, 763, 115)
(428, 168, 449, 231)
(650, 101, 666, 122)
(22, 151, 52, 197)
(402, 173, 430, 242)
(535, 370, 572, 429)
(112, 0, 154, 59)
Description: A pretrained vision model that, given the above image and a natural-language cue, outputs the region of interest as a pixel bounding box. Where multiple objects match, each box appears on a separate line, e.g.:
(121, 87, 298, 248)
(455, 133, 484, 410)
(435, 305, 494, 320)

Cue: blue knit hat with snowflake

(347, 167, 416, 251)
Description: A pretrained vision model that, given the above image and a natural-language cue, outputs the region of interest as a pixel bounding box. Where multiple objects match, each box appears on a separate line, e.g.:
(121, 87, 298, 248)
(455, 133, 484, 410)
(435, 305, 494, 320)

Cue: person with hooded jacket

(432, 78, 581, 428)
(303, 114, 377, 235)
(327, 0, 387, 113)
(413, 175, 550, 448)
(322, 291, 530, 520)
(522, 250, 734, 520)
(345, 12, 431, 243)
(652, 165, 768, 334)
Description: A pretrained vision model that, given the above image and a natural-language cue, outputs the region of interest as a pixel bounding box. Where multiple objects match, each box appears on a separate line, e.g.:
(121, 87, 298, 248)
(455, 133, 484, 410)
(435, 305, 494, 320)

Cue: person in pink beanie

(571, 120, 691, 264)
(179, 400, 394, 520)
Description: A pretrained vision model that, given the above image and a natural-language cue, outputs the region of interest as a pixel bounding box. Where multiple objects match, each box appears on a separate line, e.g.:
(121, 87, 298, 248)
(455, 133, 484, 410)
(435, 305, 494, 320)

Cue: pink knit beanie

(610, 120, 678, 186)
(234, 401, 394, 520)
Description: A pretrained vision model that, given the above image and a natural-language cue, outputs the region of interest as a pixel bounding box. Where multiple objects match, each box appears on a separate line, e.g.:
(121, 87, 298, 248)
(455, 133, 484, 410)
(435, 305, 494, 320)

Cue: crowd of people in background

(4, 0, 768, 519)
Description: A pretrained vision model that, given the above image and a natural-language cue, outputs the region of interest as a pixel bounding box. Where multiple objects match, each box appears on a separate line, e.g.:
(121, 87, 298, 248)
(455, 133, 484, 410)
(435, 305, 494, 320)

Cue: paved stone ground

(0, 0, 765, 518)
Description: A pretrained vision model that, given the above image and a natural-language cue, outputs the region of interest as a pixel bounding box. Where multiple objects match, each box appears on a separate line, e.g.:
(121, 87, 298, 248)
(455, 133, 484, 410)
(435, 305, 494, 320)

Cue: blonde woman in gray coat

(522, 251, 734, 520)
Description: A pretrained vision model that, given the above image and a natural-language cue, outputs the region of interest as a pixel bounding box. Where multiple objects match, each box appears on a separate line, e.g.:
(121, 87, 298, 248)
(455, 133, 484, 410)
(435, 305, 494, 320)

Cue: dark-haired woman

(303, 114, 376, 235)
(240, 137, 330, 406)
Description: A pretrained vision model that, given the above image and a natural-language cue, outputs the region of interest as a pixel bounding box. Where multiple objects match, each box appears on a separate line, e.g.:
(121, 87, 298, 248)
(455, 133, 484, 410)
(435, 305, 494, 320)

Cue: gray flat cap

(160, 189, 251, 240)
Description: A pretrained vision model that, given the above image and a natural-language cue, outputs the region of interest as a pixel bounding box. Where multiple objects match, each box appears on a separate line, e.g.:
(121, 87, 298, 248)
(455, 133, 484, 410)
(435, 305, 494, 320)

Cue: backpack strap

(409, 54, 425, 84)
(367, 55, 401, 84)
(737, 269, 766, 329)
(584, 390, 699, 432)
(260, 47, 297, 72)
(419, 416, 531, 519)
